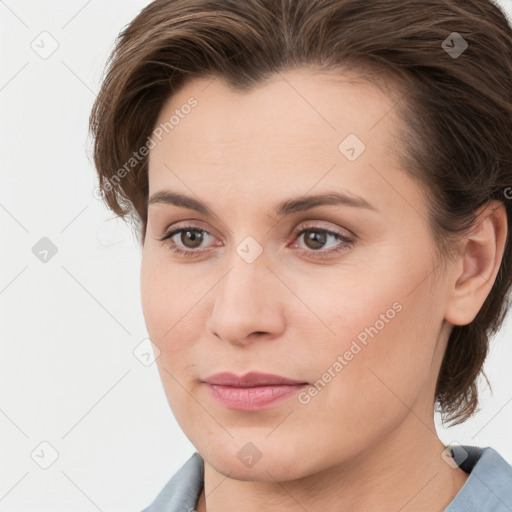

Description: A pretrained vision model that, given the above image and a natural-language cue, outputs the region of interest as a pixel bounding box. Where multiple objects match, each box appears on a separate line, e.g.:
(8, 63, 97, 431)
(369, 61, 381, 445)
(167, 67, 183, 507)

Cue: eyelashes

(157, 223, 355, 259)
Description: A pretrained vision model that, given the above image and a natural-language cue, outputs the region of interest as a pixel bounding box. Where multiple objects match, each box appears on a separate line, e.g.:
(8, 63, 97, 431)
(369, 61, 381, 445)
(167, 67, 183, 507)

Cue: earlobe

(444, 200, 508, 326)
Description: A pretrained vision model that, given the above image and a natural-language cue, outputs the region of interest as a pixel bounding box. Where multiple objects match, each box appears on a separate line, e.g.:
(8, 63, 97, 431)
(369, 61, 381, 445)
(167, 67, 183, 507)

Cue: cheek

(140, 250, 163, 336)
(298, 251, 440, 414)
(140, 249, 198, 342)
(302, 274, 440, 447)
(140, 251, 209, 410)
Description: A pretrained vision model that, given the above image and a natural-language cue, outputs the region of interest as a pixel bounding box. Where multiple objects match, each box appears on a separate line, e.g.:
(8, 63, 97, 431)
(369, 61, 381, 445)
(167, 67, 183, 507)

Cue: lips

(202, 372, 308, 411)
(203, 371, 307, 387)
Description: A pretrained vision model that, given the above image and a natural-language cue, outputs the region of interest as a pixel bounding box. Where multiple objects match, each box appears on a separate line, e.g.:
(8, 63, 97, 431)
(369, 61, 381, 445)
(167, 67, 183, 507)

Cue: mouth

(203, 371, 308, 387)
(202, 371, 308, 411)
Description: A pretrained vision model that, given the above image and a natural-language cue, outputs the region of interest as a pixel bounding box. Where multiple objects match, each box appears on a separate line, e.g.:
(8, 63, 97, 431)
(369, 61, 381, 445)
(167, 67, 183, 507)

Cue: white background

(1, 1, 512, 510)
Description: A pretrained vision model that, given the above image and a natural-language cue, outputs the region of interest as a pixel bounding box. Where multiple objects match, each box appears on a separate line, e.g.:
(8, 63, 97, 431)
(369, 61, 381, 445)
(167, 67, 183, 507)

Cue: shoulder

(447, 445, 512, 512)
(140, 452, 204, 512)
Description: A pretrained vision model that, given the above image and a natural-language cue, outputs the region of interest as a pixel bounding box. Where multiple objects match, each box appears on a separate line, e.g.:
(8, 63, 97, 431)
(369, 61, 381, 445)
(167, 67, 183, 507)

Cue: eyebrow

(147, 189, 377, 216)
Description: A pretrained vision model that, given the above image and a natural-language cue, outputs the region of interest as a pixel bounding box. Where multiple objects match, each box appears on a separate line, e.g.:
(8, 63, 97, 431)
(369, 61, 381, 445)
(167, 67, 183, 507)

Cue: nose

(206, 250, 286, 347)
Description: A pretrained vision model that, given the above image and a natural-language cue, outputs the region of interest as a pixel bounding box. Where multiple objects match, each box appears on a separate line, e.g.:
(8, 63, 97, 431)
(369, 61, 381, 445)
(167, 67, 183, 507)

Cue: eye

(157, 222, 355, 259)
(158, 225, 217, 256)
(290, 223, 354, 258)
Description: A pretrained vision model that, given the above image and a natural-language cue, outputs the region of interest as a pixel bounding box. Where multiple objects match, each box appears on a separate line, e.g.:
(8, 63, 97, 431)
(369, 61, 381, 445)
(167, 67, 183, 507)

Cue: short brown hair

(89, 0, 512, 425)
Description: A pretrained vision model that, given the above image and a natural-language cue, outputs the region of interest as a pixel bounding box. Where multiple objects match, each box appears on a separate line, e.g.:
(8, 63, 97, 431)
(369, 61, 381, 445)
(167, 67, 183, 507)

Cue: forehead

(147, 67, 409, 208)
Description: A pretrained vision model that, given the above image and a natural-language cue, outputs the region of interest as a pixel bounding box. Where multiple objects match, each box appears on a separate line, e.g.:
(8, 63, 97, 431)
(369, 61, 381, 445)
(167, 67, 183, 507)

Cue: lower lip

(205, 383, 307, 411)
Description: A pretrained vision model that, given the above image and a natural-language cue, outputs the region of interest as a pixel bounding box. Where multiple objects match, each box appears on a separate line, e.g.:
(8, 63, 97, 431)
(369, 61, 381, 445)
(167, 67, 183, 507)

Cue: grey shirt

(141, 445, 512, 511)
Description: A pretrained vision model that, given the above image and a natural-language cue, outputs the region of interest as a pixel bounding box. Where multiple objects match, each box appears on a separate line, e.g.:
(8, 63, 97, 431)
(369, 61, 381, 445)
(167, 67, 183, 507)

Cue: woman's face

(141, 68, 453, 480)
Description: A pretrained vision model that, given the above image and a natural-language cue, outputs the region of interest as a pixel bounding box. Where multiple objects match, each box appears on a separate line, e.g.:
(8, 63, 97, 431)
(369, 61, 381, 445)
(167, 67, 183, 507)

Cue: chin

(202, 440, 313, 482)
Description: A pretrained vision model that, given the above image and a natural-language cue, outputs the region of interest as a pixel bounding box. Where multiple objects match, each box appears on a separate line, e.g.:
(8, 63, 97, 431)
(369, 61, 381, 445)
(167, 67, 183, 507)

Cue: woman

(89, 0, 512, 510)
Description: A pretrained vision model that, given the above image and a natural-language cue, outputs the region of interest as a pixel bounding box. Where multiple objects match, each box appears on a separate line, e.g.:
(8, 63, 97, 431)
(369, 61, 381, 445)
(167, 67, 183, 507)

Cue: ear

(444, 200, 508, 326)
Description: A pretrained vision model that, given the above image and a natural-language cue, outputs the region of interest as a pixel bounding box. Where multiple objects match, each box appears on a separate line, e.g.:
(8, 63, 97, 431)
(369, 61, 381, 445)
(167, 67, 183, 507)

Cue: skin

(140, 67, 507, 511)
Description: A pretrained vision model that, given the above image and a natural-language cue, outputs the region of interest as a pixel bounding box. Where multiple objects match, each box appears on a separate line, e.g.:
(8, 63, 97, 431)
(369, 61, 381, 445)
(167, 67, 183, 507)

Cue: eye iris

(304, 230, 326, 250)
(181, 229, 204, 248)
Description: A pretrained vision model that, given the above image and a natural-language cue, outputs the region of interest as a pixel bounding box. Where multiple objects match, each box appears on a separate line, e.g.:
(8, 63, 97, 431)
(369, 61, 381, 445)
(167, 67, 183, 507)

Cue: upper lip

(203, 371, 307, 387)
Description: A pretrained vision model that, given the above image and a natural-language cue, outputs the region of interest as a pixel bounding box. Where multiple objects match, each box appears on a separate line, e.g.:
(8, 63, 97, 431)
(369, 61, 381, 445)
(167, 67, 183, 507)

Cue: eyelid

(292, 220, 356, 240)
(159, 220, 221, 242)
(158, 219, 352, 242)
